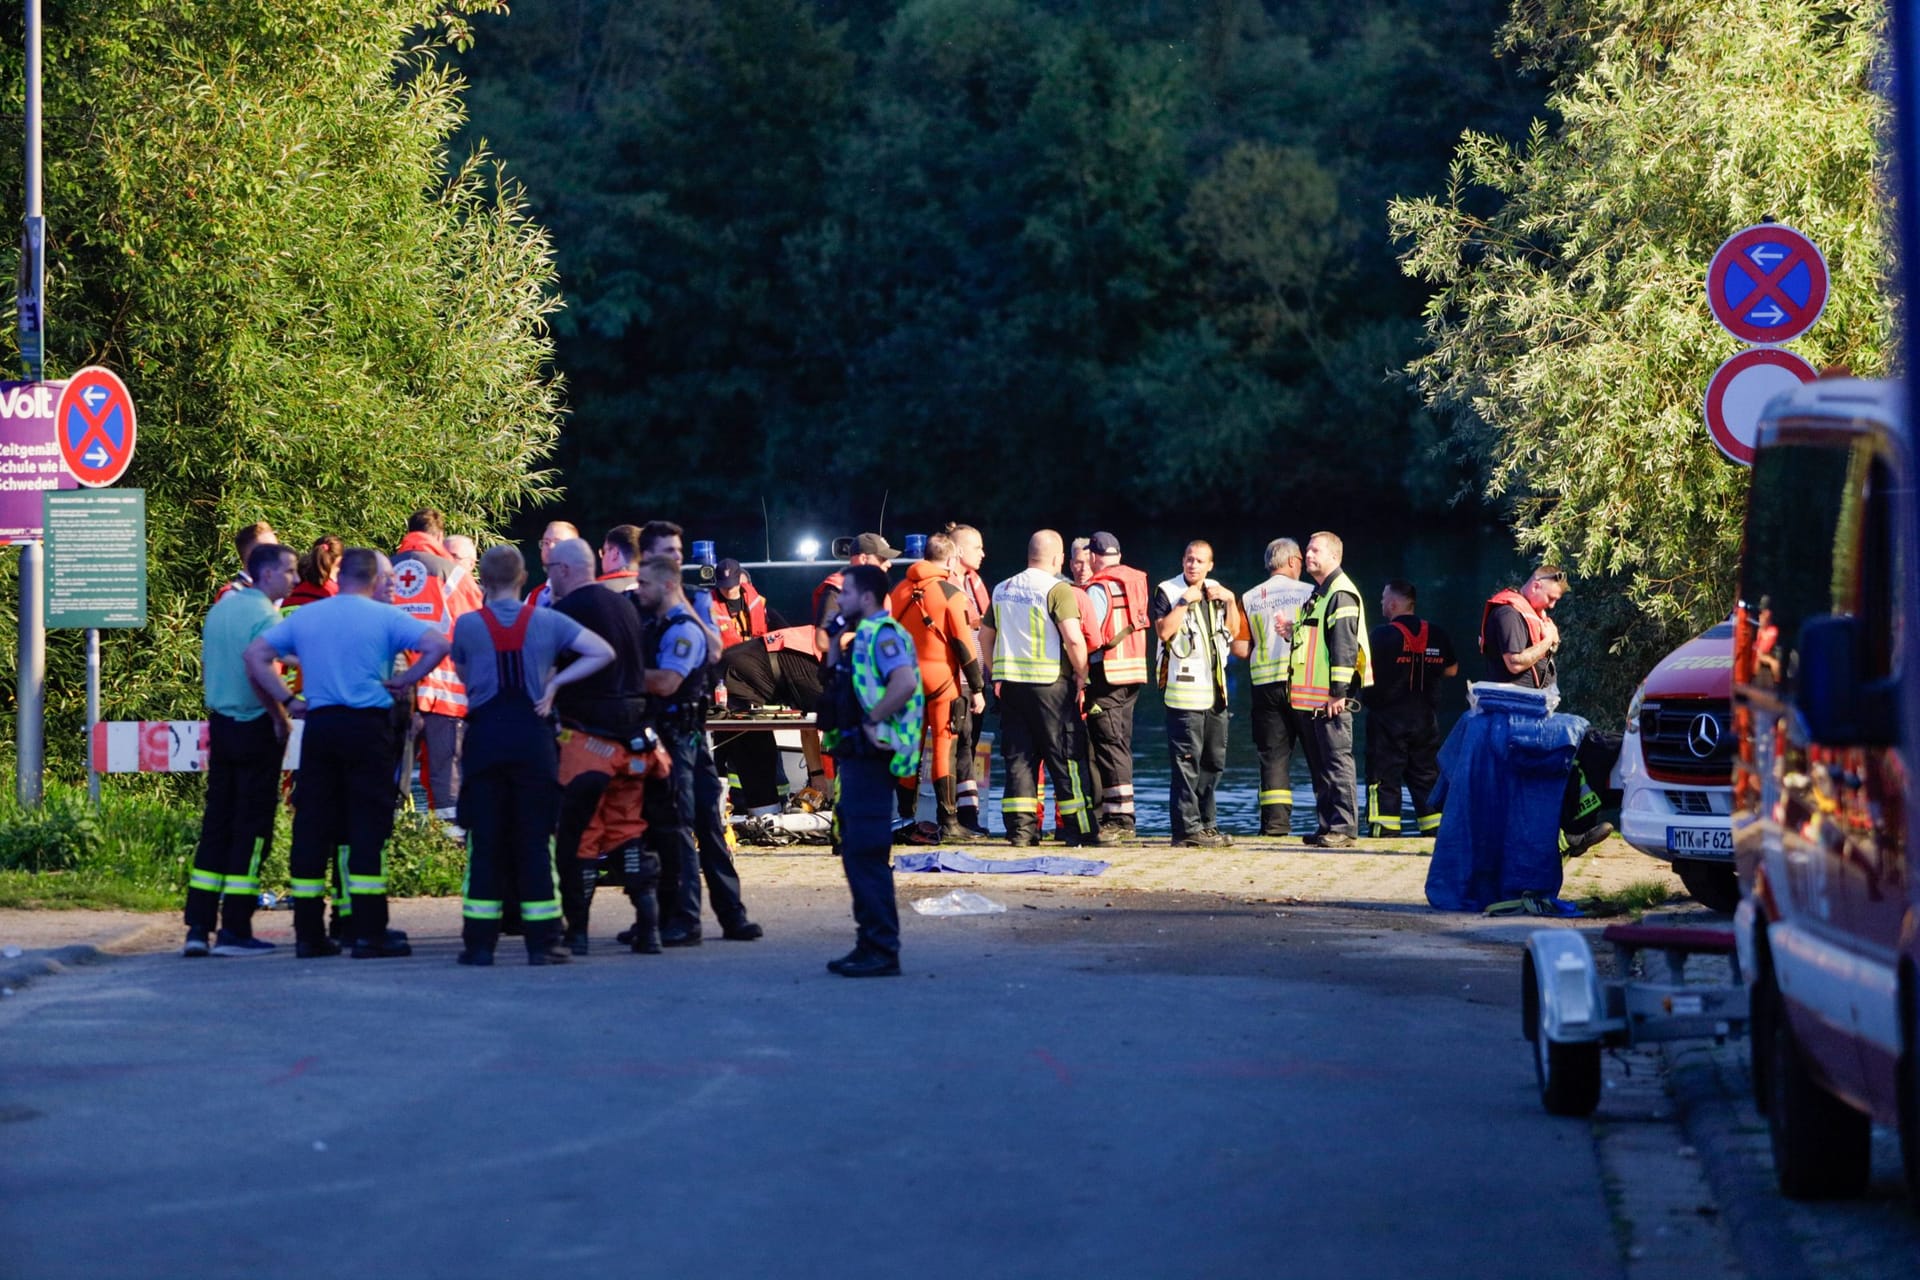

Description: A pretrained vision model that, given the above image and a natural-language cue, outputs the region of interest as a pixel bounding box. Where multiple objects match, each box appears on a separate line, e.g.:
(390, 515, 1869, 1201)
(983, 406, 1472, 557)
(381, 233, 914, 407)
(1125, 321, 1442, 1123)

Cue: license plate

(1666, 825, 1733, 857)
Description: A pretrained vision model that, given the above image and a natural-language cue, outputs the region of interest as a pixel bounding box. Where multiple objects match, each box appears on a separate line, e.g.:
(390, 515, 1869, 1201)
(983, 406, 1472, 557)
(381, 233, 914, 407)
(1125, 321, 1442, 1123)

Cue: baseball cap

(1089, 531, 1121, 556)
(855, 532, 903, 560)
(716, 558, 745, 589)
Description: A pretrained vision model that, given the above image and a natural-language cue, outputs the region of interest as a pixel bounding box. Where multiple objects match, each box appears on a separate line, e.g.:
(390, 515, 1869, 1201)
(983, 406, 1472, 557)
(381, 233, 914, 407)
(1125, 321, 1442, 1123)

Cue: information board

(44, 489, 147, 628)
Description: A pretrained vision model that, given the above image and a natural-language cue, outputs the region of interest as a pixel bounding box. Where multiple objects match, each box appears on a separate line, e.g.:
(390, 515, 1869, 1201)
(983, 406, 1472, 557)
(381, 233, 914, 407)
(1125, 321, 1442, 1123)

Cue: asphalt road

(0, 886, 1635, 1279)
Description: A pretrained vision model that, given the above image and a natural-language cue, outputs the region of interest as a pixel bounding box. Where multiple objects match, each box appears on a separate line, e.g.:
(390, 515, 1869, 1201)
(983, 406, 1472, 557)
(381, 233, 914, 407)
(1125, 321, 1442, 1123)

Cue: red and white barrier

(89, 720, 301, 773)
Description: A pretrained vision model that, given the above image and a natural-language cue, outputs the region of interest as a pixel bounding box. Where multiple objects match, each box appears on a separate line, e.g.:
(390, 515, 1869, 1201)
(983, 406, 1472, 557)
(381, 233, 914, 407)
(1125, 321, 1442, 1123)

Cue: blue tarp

(1426, 685, 1588, 912)
(893, 850, 1111, 876)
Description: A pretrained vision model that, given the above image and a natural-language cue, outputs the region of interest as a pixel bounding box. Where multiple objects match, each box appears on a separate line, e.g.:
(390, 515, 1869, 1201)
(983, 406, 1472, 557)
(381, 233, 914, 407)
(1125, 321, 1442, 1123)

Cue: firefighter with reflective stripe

(1287, 532, 1372, 846)
(942, 522, 992, 833)
(183, 542, 300, 958)
(978, 530, 1101, 848)
(391, 509, 476, 824)
(818, 563, 922, 977)
(1151, 540, 1251, 848)
(1363, 579, 1457, 838)
(246, 549, 450, 959)
(447, 546, 614, 966)
(1242, 538, 1314, 837)
(889, 535, 983, 840)
(1081, 531, 1150, 836)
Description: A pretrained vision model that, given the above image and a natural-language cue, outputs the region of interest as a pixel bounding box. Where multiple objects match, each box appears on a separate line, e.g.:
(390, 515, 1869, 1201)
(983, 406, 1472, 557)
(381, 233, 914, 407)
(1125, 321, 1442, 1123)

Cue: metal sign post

(15, 0, 46, 806)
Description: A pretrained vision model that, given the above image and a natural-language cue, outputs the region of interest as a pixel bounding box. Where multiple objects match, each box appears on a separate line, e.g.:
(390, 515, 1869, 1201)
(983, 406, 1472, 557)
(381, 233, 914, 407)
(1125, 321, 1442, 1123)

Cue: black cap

(855, 532, 903, 560)
(716, 558, 744, 589)
(1089, 531, 1121, 556)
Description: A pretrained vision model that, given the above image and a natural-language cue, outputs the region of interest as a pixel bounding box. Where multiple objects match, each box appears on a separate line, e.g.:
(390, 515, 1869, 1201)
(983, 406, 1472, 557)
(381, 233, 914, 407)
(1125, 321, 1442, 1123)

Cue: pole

(15, 0, 46, 807)
(85, 629, 99, 805)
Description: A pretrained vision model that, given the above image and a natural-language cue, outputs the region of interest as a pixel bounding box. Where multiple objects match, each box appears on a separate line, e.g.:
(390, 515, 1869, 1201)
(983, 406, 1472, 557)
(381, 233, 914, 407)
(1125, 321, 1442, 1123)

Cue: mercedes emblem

(1686, 712, 1722, 759)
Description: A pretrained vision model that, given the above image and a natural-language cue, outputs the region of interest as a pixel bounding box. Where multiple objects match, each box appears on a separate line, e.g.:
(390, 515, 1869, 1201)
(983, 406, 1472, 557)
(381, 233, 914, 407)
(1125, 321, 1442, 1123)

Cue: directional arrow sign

(1703, 347, 1817, 466)
(1705, 224, 1829, 345)
(53, 366, 138, 488)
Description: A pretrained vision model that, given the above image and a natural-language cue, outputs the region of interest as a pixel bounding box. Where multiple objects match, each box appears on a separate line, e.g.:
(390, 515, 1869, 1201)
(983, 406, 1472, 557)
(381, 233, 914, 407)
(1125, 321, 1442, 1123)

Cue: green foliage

(1392, 0, 1890, 712)
(0, 1, 562, 764)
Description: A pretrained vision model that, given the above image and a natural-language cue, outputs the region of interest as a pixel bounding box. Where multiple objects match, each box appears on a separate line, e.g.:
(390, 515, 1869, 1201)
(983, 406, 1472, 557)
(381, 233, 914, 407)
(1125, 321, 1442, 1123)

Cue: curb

(1665, 1043, 1816, 1280)
(0, 943, 108, 996)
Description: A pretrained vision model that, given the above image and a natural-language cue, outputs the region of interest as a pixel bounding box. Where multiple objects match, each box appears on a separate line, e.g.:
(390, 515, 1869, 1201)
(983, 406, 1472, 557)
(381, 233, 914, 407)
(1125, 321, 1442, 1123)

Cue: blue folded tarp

(1426, 684, 1588, 912)
(893, 850, 1111, 876)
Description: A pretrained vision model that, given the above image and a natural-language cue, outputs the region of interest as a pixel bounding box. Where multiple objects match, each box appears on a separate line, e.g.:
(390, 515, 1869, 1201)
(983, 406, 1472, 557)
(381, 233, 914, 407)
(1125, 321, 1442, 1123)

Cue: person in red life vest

(526, 519, 581, 609)
(216, 521, 278, 602)
(710, 558, 784, 648)
(889, 534, 984, 841)
(1082, 532, 1152, 838)
(598, 523, 643, 593)
(1480, 565, 1615, 855)
(391, 508, 478, 829)
(942, 523, 992, 833)
(1363, 579, 1457, 838)
(284, 536, 342, 609)
(813, 532, 900, 658)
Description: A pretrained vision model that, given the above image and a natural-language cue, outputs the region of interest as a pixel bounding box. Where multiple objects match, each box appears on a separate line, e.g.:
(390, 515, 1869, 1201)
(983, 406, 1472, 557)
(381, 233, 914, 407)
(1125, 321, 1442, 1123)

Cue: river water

(727, 518, 1532, 838)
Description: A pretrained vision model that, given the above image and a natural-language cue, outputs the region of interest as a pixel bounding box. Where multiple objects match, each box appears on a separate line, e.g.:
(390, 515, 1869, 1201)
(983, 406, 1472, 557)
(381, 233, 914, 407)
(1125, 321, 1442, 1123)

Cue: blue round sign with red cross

(54, 366, 138, 488)
(1705, 223, 1829, 345)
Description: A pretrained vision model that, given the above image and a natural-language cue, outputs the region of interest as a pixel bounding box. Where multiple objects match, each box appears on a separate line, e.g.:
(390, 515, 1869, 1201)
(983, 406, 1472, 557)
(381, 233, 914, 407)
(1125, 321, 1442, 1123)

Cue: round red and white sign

(1701, 348, 1817, 466)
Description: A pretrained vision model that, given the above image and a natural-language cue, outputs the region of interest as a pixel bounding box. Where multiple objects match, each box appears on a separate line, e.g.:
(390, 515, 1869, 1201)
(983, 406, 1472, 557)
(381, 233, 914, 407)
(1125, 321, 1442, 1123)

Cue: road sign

(44, 488, 147, 628)
(1705, 223, 1829, 345)
(1702, 348, 1817, 466)
(54, 366, 137, 487)
(0, 379, 72, 542)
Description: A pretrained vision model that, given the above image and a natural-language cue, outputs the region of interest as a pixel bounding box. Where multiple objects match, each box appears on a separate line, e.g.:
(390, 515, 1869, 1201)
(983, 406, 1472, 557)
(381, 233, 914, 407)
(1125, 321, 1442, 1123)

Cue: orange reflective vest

(392, 534, 473, 718)
(1085, 565, 1151, 685)
(711, 582, 768, 649)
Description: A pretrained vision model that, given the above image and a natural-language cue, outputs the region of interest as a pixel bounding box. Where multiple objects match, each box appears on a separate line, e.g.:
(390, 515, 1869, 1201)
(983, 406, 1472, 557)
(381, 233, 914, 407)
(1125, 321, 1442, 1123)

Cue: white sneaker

(442, 823, 467, 842)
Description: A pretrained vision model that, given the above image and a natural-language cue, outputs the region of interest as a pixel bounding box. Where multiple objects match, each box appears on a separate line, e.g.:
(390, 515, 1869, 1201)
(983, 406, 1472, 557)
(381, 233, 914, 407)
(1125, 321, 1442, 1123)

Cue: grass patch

(1580, 879, 1681, 919)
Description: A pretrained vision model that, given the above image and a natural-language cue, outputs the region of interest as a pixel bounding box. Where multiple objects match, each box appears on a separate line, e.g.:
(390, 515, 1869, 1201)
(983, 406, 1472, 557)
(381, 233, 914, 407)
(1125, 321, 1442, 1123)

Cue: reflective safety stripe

(522, 900, 561, 922)
(991, 569, 1067, 684)
(463, 899, 504, 920)
(1000, 795, 1038, 815)
(222, 876, 260, 896)
(1258, 788, 1294, 806)
(289, 878, 327, 899)
(1103, 798, 1137, 815)
(188, 868, 224, 893)
(1367, 783, 1402, 834)
(347, 876, 387, 895)
(1417, 812, 1443, 833)
(336, 847, 353, 916)
(1064, 764, 1092, 833)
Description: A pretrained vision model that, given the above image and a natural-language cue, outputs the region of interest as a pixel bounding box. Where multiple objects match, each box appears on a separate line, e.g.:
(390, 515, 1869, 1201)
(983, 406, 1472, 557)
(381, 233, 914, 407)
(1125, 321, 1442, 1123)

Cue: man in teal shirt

(183, 541, 299, 958)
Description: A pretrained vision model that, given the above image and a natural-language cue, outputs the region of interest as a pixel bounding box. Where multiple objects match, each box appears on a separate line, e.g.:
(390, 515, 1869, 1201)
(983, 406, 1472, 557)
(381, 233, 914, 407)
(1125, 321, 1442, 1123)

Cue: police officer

(978, 530, 1100, 847)
(1286, 532, 1371, 848)
(245, 548, 450, 958)
(447, 545, 615, 966)
(1364, 579, 1457, 838)
(819, 563, 923, 977)
(1242, 538, 1314, 837)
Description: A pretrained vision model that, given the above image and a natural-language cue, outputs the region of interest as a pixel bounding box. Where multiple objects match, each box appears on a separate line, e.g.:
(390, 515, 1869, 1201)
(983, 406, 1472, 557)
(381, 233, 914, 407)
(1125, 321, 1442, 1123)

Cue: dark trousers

(289, 708, 398, 944)
(458, 755, 562, 954)
(1251, 682, 1306, 835)
(1299, 705, 1359, 838)
(715, 731, 781, 809)
(1165, 707, 1228, 841)
(1366, 706, 1443, 836)
(1085, 678, 1139, 827)
(693, 731, 750, 930)
(185, 712, 280, 936)
(997, 678, 1094, 838)
(417, 711, 462, 813)
(647, 727, 702, 935)
(953, 694, 984, 826)
(835, 756, 900, 958)
(555, 768, 610, 935)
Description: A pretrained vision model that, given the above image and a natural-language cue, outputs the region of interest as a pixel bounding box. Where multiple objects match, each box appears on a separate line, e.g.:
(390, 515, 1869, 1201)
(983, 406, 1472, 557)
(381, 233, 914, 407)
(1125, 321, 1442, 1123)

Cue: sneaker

(1201, 827, 1234, 847)
(212, 930, 276, 957)
(1302, 832, 1328, 847)
(350, 930, 413, 960)
(1564, 821, 1616, 857)
(1318, 833, 1356, 849)
(722, 921, 764, 941)
(181, 931, 211, 958)
(295, 937, 342, 959)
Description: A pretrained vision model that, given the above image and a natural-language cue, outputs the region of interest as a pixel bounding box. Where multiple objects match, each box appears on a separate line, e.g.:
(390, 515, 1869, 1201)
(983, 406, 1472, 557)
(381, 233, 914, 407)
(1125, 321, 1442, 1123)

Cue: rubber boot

(564, 860, 597, 956)
(1259, 803, 1292, 838)
(627, 882, 662, 954)
(935, 776, 967, 843)
(294, 900, 339, 957)
(1003, 813, 1039, 848)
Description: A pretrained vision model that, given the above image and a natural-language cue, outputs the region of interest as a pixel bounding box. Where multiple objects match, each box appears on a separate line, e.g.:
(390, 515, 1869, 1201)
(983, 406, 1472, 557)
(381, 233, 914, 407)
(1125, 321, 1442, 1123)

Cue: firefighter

(978, 530, 1100, 847)
(1242, 538, 1314, 837)
(1151, 540, 1250, 848)
(1287, 532, 1371, 848)
(1364, 579, 1457, 838)
(245, 549, 450, 958)
(889, 533, 982, 841)
(447, 545, 616, 966)
(1081, 532, 1151, 838)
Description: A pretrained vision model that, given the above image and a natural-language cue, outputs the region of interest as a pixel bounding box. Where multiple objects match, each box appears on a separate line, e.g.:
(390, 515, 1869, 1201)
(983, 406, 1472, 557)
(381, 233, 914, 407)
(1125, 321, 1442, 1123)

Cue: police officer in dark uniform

(634, 555, 719, 948)
(1364, 579, 1457, 838)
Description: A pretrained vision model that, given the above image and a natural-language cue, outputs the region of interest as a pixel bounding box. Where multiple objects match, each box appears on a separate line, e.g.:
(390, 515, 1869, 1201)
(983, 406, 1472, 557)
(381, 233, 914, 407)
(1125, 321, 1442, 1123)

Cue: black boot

(293, 900, 339, 958)
(627, 883, 662, 954)
(934, 777, 967, 843)
(1004, 813, 1039, 848)
(1259, 804, 1292, 838)
(564, 859, 598, 956)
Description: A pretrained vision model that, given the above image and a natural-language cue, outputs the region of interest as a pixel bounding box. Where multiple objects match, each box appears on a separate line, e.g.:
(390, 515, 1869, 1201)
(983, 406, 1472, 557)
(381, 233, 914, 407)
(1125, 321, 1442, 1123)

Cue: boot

(566, 860, 598, 955)
(934, 777, 966, 843)
(627, 883, 662, 954)
(293, 899, 339, 958)
(1259, 804, 1292, 839)
(1003, 813, 1040, 848)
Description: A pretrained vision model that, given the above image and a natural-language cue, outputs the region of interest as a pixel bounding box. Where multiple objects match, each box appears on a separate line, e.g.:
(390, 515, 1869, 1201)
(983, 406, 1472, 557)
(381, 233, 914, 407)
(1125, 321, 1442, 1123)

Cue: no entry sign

(1702, 348, 1817, 466)
(1705, 224, 1828, 345)
(54, 366, 138, 488)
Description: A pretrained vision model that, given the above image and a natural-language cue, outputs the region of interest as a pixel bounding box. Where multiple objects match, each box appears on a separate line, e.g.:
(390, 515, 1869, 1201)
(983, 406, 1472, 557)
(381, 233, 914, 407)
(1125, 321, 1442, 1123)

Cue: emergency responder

(818, 563, 923, 977)
(943, 523, 991, 834)
(526, 519, 581, 608)
(1242, 538, 1314, 837)
(1287, 532, 1370, 847)
(638, 525, 761, 943)
(183, 541, 299, 958)
(711, 559, 782, 648)
(890, 533, 983, 841)
(1069, 537, 1094, 586)
(245, 548, 450, 958)
(392, 509, 476, 828)
(1082, 532, 1150, 838)
(216, 521, 277, 602)
(547, 538, 664, 954)
(1151, 540, 1250, 848)
(448, 545, 615, 966)
(599, 524, 643, 592)
(1364, 579, 1457, 838)
(979, 530, 1100, 847)
(812, 533, 900, 658)
(1481, 565, 1615, 854)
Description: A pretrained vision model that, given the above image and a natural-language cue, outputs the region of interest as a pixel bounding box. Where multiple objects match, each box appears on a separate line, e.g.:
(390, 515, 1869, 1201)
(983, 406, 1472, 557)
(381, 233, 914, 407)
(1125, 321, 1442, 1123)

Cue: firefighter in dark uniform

(1364, 579, 1457, 838)
(447, 546, 615, 965)
(1286, 532, 1371, 848)
(245, 548, 450, 959)
(634, 555, 719, 948)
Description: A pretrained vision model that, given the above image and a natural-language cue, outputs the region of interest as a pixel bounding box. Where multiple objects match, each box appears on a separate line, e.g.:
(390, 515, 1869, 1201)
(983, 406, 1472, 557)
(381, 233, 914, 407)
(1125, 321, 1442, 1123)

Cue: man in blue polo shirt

(245, 547, 450, 959)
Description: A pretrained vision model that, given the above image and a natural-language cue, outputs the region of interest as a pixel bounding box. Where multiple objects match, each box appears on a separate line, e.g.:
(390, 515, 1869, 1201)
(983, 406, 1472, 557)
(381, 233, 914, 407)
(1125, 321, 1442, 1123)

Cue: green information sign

(44, 488, 147, 629)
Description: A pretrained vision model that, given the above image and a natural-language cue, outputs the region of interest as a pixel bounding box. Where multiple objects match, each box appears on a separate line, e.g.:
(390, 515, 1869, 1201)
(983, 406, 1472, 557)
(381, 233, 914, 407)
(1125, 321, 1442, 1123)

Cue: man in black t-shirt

(1364, 580, 1457, 838)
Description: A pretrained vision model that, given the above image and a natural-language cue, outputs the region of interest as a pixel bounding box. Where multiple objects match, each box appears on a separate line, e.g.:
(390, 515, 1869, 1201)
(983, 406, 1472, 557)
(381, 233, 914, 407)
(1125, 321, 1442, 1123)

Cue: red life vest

(763, 625, 817, 654)
(710, 582, 768, 649)
(1480, 588, 1547, 687)
(811, 571, 845, 627)
(1085, 565, 1151, 685)
(957, 569, 990, 627)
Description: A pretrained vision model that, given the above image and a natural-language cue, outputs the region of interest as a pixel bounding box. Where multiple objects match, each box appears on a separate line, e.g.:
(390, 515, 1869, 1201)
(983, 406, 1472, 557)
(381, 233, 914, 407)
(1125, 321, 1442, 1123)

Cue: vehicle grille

(1639, 700, 1733, 784)
(1665, 790, 1717, 815)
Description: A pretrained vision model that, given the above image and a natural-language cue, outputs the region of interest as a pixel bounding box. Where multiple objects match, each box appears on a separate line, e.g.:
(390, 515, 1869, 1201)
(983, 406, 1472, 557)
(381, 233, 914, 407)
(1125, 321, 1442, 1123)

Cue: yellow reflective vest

(1289, 570, 1372, 712)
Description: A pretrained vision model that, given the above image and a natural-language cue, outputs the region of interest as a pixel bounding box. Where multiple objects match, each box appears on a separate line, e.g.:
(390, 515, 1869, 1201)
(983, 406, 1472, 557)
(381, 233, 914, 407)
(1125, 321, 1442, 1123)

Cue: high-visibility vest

(1480, 588, 1547, 687)
(1086, 565, 1151, 685)
(391, 553, 470, 718)
(1243, 574, 1314, 686)
(1156, 576, 1234, 712)
(1290, 570, 1372, 712)
(839, 615, 925, 779)
(990, 567, 1069, 684)
(711, 582, 768, 649)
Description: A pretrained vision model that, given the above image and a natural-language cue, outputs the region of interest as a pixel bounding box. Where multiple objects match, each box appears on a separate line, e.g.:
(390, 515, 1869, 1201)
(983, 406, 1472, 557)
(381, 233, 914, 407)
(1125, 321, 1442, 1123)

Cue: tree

(0, 0, 562, 767)
(1390, 0, 1889, 710)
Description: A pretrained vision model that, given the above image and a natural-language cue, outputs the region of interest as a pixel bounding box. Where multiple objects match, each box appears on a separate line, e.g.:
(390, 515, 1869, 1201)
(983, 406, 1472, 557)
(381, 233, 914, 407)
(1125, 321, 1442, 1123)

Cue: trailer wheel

(1524, 952, 1602, 1116)
(1765, 969, 1870, 1199)
(1675, 859, 1740, 915)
